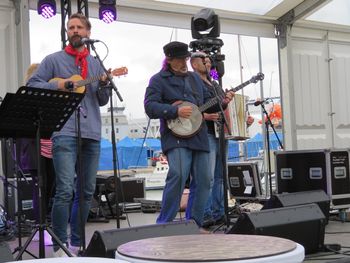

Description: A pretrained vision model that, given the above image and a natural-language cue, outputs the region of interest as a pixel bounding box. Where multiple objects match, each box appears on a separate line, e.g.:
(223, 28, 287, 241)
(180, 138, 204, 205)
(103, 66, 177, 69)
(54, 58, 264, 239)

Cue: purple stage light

(99, 0, 117, 24)
(37, 0, 56, 19)
(100, 8, 116, 24)
(210, 69, 219, 81)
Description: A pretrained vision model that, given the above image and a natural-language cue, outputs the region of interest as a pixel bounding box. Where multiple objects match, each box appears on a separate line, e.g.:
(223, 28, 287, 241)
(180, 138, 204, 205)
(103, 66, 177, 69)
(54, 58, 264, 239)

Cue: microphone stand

(203, 60, 232, 230)
(89, 42, 123, 228)
(76, 106, 86, 252)
(259, 102, 283, 197)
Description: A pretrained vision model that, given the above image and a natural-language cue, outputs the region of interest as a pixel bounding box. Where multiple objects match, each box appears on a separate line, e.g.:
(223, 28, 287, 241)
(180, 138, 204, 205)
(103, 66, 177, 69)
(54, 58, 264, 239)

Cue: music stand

(0, 86, 84, 259)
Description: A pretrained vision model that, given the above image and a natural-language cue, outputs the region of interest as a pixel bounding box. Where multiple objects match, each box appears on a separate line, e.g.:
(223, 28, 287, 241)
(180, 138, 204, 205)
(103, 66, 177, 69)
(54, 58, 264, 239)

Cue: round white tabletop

(116, 234, 305, 263)
(9, 257, 117, 263)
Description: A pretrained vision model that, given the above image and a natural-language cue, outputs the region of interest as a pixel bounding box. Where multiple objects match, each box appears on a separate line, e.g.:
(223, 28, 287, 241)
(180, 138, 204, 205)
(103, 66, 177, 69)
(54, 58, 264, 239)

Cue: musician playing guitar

(26, 13, 118, 257)
(190, 52, 254, 228)
(144, 41, 234, 229)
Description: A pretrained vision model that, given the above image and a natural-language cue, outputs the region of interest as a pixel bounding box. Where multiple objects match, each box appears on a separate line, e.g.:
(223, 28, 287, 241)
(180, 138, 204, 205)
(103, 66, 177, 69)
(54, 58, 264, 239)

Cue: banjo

(167, 73, 264, 138)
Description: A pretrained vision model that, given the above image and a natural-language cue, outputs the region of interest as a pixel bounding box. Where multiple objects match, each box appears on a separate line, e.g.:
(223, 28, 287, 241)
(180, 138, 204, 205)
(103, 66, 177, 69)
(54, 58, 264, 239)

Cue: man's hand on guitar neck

(223, 90, 235, 105)
(177, 106, 192, 119)
(99, 68, 112, 85)
(57, 79, 76, 92)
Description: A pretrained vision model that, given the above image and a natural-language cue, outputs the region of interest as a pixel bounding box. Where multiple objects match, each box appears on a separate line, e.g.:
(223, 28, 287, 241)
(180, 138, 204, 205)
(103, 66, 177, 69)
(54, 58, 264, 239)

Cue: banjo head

(167, 101, 203, 138)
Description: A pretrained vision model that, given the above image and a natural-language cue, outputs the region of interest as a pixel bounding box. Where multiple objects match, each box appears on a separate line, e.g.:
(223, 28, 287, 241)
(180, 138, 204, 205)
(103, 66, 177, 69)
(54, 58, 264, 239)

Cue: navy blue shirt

(145, 69, 216, 154)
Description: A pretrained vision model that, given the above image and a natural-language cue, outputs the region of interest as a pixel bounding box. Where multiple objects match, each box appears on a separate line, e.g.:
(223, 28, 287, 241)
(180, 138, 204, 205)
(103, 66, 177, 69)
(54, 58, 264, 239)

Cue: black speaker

(7, 175, 37, 221)
(84, 220, 199, 258)
(95, 176, 145, 203)
(0, 242, 13, 262)
(227, 203, 326, 254)
(263, 190, 330, 223)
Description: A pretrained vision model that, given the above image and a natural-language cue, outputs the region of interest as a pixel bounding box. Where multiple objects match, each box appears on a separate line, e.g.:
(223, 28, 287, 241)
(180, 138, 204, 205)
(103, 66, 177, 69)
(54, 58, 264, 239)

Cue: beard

(69, 35, 83, 48)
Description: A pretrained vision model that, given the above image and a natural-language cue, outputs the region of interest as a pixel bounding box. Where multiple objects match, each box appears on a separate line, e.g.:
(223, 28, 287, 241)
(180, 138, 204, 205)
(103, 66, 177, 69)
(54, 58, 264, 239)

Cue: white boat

(133, 161, 168, 190)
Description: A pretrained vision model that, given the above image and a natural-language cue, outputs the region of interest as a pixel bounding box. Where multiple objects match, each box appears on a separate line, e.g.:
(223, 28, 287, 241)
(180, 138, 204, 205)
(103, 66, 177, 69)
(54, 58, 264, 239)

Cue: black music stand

(0, 86, 84, 259)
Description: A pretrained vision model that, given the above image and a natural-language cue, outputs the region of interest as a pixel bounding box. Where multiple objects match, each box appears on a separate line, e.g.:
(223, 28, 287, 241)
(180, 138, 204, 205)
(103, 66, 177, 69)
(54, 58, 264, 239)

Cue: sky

(29, 10, 280, 120)
(28, 0, 350, 120)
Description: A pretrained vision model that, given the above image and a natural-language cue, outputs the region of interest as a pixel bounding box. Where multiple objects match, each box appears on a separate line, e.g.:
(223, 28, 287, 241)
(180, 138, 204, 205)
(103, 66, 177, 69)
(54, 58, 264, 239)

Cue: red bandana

(64, 44, 89, 79)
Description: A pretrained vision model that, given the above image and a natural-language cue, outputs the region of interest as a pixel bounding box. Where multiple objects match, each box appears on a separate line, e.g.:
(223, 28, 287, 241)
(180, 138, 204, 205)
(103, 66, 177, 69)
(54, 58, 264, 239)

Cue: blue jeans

(51, 136, 100, 249)
(157, 148, 210, 226)
(204, 134, 225, 221)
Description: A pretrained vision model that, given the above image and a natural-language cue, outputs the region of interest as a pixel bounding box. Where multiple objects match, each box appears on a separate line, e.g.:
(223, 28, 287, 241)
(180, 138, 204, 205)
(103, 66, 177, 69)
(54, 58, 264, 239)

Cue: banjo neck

(198, 78, 254, 113)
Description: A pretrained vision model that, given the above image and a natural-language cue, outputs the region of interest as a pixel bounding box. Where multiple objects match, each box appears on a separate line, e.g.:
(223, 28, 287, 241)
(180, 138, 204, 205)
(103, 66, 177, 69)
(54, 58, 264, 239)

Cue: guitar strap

(188, 74, 201, 106)
(212, 81, 225, 99)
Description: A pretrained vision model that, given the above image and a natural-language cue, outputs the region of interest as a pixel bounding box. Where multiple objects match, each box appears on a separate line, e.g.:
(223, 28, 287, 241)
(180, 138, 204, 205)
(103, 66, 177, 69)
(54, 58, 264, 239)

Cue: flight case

(275, 149, 350, 209)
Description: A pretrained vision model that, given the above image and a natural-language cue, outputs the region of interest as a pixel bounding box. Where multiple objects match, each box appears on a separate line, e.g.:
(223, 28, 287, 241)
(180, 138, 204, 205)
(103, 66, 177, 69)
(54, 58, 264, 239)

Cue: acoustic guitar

(167, 73, 264, 138)
(49, 67, 128, 93)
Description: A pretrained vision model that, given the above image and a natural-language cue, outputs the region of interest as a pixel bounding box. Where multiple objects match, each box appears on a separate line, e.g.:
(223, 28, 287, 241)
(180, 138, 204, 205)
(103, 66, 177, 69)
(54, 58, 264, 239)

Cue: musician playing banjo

(190, 52, 254, 228)
(144, 41, 234, 228)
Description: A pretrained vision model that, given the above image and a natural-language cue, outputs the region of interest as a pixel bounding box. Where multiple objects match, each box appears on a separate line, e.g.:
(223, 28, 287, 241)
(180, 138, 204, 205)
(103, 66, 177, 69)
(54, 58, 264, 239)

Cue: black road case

(275, 149, 350, 209)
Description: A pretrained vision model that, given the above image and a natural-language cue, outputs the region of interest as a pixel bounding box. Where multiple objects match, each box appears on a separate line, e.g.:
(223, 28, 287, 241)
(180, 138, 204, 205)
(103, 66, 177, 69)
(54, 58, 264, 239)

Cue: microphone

(81, 38, 100, 45)
(254, 99, 269, 106)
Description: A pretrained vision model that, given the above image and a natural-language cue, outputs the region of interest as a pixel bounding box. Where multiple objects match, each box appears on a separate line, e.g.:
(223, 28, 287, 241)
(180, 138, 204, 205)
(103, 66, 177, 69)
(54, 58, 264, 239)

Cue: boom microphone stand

(76, 105, 86, 252)
(258, 101, 283, 197)
(89, 41, 124, 228)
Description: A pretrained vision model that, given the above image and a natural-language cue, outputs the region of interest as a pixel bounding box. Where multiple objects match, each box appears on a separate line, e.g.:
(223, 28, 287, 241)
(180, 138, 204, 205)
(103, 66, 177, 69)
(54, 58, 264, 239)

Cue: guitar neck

(230, 79, 253, 93)
(76, 75, 101, 87)
(198, 79, 253, 113)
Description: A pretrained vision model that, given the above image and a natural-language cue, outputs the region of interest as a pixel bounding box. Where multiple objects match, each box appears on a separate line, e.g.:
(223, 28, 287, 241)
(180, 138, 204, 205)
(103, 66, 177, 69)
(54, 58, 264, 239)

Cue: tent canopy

(99, 136, 162, 170)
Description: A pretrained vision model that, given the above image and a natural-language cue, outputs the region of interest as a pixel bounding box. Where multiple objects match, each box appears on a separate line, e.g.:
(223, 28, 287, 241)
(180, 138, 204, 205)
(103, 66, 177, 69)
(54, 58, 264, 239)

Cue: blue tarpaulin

(99, 133, 282, 170)
(227, 140, 240, 162)
(245, 132, 283, 158)
(99, 137, 161, 170)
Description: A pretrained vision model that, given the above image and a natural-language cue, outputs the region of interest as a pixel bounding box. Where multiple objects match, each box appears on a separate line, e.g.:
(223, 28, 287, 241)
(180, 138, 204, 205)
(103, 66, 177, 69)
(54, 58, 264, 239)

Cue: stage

(3, 190, 350, 262)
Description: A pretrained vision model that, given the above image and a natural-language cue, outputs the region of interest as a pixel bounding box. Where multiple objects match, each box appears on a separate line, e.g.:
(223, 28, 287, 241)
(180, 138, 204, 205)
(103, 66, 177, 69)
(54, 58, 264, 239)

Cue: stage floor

(4, 191, 350, 263)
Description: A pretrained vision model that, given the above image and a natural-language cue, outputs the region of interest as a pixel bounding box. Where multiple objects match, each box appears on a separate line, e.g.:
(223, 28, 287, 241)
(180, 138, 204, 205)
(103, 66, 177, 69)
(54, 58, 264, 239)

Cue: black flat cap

(163, 41, 191, 58)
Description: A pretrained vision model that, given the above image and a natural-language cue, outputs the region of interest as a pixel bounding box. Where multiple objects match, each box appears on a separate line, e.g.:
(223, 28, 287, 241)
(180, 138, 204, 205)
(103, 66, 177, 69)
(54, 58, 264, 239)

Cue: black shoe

(202, 218, 216, 228)
(214, 216, 226, 225)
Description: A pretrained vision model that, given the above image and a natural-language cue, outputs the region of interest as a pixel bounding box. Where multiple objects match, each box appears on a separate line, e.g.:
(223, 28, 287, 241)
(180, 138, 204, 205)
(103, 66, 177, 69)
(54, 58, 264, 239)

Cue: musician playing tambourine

(190, 51, 253, 228)
(144, 42, 234, 229)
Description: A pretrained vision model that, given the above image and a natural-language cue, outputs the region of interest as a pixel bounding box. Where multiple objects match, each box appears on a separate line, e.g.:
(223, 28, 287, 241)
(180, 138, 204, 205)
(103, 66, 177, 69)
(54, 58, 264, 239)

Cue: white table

(116, 234, 305, 263)
(9, 257, 118, 263)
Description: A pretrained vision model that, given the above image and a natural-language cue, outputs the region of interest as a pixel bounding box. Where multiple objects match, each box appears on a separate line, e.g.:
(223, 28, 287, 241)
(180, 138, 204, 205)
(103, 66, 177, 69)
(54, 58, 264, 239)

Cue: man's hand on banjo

(178, 106, 193, 119)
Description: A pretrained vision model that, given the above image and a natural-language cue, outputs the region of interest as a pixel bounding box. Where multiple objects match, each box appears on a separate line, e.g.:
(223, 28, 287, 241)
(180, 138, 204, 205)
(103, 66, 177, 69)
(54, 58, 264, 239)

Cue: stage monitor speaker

(263, 190, 330, 223)
(227, 203, 326, 254)
(84, 220, 199, 258)
(0, 242, 13, 262)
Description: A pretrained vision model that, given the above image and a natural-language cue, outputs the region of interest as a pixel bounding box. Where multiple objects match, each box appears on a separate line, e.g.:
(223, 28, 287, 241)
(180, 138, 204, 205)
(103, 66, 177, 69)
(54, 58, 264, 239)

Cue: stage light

(99, 0, 117, 24)
(37, 0, 56, 19)
(191, 8, 220, 39)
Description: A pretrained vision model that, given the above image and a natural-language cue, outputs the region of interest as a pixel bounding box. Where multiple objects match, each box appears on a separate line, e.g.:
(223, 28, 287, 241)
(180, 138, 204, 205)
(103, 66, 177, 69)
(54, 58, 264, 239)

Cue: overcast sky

(28, 0, 350, 119)
(29, 10, 280, 120)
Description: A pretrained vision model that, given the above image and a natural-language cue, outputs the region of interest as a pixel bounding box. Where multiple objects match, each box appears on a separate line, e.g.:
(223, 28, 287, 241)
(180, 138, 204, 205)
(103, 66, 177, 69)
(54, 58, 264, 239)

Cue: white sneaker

(53, 244, 74, 257)
(68, 245, 80, 257)
(53, 246, 68, 258)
